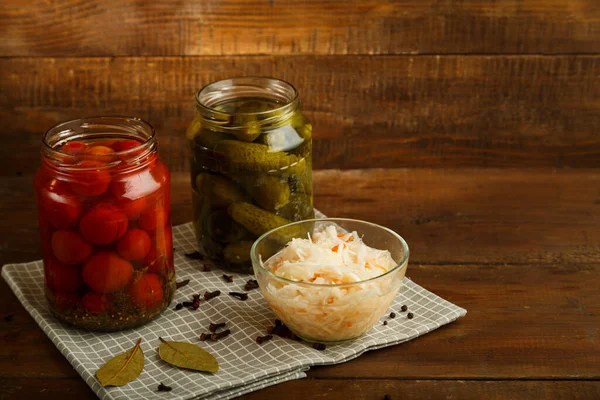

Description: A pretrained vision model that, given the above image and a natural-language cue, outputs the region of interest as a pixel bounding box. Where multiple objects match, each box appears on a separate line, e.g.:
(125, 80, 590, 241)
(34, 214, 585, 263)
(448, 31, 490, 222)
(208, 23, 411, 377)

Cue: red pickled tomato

(138, 203, 168, 234)
(82, 252, 133, 293)
(61, 141, 88, 155)
(82, 292, 109, 314)
(39, 178, 82, 229)
(119, 197, 148, 219)
(150, 159, 170, 184)
(145, 246, 167, 275)
(147, 225, 173, 275)
(86, 145, 116, 160)
(93, 139, 118, 148)
(156, 224, 173, 256)
(45, 259, 82, 292)
(51, 292, 81, 310)
(116, 229, 151, 261)
(128, 273, 164, 310)
(69, 160, 111, 197)
(111, 170, 159, 217)
(79, 204, 128, 244)
(113, 139, 142, 153)
(51, 230, 93, 265)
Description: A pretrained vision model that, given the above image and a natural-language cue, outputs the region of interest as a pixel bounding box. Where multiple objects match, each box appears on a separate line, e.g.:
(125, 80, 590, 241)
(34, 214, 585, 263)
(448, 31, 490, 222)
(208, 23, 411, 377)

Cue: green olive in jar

(188, 78, 313, 273)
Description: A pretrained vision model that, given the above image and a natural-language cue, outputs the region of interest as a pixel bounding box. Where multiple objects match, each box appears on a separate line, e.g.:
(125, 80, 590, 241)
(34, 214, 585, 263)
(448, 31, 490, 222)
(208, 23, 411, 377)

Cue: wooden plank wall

(1, 0, 599, 174)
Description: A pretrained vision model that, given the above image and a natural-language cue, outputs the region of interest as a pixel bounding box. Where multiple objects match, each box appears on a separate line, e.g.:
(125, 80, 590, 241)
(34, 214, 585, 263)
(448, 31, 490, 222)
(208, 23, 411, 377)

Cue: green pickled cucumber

(288, 168, 312, 194)
(192, 192, 224, 259)
(290, 112, 312, 140)
(223, 240, 254, 264)
(215, 140, 306, 175)
(196, 173, 248, 208)
(228, 202, 308, 242)
(193, 128, 230, 149)
(259, 125, 304, 152)
(199, 234, 224, 259)
(231, 118, 261, 142)
(296, 123, 312, 140)
(276, 193, 314, 221)
(237, 174, 291, 211)
(186, 116, 203, 141)
(206, 210, 250, 243)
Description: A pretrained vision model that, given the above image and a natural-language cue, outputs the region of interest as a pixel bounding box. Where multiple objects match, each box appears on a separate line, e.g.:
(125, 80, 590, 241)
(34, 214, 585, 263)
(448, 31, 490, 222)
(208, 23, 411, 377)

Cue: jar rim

(42, 116, 157, 169)
(195, 77, 299, 127)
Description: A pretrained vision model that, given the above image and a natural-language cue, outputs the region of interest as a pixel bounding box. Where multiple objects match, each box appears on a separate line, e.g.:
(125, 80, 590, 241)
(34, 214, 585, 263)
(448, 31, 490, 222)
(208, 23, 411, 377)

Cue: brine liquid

(188, 97, 313, 272)
(36, 137, 175, 331)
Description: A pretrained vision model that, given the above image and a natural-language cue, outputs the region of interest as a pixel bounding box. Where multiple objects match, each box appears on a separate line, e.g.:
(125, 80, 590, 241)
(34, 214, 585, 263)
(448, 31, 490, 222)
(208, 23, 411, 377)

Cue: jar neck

(195, 77, 299, 130)
(42, 116, 157, 172)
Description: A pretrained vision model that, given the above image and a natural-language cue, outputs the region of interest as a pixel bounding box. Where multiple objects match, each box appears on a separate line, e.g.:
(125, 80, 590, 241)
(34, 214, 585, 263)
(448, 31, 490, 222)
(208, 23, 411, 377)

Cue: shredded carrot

(346, 322, 353, 327)
(337, 233, 354, 242)
(331, 244, 339, 252)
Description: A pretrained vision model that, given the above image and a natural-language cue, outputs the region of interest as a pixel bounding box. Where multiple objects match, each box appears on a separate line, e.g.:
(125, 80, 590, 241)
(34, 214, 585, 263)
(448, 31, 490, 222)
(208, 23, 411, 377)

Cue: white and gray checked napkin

(2, 221, 466, 400)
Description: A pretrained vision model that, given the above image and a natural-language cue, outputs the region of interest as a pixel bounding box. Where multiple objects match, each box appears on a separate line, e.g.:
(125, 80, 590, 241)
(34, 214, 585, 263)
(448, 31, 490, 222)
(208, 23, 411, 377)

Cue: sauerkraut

(258, 225, 406, 342)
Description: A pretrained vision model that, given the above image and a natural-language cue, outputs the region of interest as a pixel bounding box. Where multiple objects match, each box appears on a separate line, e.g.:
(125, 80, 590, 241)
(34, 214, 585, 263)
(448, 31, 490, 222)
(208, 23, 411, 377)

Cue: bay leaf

(96, 338, 144, 387)
(158, 337, 219, 373)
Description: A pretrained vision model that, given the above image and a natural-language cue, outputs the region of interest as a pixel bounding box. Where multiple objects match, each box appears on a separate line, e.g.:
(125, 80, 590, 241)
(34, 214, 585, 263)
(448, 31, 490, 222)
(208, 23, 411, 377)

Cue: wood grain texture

(2, 0, 600, 56)
(0, 378, 598, 400)
(2, 56, 600, 174)
(1, 168, 599, 399)
(314, 169, 600, 265)
(1, 169, 599, 266)
(1, 263, 599, 379)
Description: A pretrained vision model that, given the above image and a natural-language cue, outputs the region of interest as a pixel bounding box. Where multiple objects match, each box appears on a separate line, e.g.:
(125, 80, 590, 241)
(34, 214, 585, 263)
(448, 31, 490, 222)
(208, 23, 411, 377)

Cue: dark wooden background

(2, 0, 600, 175)
(1, 1, 600, 399)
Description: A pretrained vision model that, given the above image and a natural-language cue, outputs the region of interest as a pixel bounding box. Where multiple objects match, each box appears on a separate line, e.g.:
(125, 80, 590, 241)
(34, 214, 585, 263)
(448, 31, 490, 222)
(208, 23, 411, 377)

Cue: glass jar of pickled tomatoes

(34, 117, 175, 331)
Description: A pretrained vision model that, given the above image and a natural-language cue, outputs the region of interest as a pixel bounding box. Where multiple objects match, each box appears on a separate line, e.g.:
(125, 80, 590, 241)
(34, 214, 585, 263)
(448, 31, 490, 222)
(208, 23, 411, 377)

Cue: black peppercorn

(211, 329, 231, 341)
(401, 305, 408, 312)
(229, 292, 248, 301)
(256, 335, 273, 344)
(157, 382, 172, 392)
(390, 312, 396, 319)
(209, 322, 226, 332)
(407, 312, 414, 319)
(244, 279, 259, 291)
(383, 320, 388, 326)
(312, 343, 327, 351)
(204, 290, 221, 300)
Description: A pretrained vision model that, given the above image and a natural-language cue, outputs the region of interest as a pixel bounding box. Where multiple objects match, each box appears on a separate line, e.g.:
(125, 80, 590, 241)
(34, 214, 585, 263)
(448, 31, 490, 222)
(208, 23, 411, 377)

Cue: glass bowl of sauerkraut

(251, 218, 409, 343)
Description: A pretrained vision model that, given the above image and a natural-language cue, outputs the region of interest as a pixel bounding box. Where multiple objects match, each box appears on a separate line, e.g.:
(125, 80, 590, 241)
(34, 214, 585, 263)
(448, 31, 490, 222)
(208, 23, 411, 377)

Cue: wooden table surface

(1, 169, 599, 399)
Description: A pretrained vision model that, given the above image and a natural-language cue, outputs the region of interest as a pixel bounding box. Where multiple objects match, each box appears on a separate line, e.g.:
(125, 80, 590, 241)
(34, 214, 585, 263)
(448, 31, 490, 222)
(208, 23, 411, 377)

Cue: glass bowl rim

(250, 217, 410, 288)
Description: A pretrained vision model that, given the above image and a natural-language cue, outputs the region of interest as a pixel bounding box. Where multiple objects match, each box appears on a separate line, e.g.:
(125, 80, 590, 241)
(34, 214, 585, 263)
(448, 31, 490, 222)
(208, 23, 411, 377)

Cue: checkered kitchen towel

(2, 221, 466, 400)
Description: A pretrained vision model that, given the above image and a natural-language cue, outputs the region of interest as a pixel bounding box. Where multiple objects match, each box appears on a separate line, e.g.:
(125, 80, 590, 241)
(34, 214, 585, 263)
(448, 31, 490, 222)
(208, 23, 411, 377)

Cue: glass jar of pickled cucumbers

(35, 117, 175, 331)
(187, 77, 314, 273)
